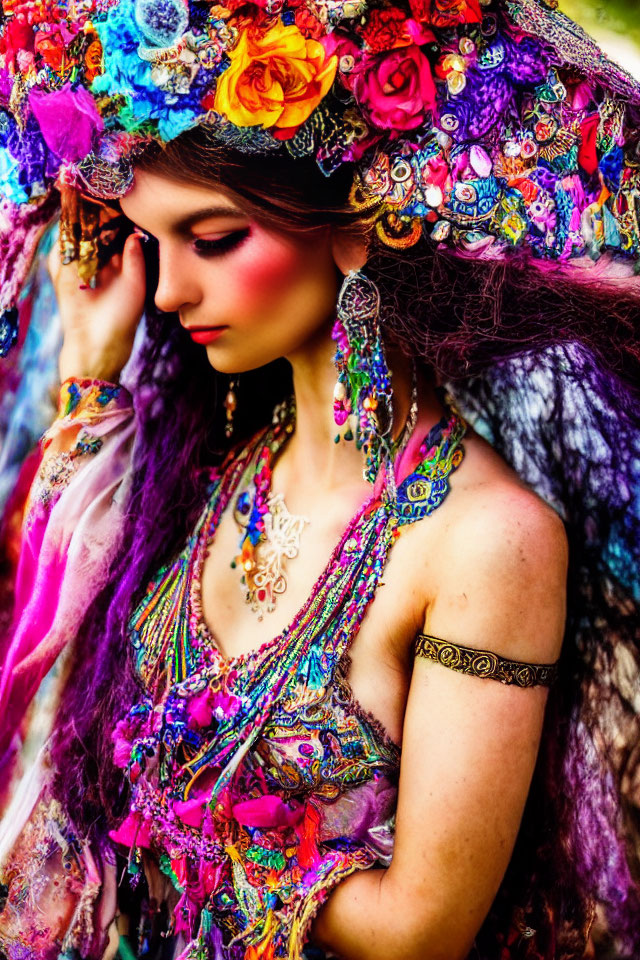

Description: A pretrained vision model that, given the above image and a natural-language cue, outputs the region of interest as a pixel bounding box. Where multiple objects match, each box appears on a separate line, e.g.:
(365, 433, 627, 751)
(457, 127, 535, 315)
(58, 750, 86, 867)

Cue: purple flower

(29, 83, 103, 163)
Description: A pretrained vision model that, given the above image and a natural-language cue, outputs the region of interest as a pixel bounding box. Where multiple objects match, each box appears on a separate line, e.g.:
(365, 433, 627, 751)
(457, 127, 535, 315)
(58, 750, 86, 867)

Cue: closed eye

(193, 228, 250, 257)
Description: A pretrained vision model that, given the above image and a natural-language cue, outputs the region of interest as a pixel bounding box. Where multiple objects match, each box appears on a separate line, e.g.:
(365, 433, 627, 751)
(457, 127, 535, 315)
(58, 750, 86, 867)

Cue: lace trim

(29, 431, 105, 508)
(415, 634, 559, 688)
(506, 0, 640, 102)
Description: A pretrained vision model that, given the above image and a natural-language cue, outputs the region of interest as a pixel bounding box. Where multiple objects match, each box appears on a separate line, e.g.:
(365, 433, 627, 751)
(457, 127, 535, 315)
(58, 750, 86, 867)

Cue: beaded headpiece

(1, 0, 640, 353)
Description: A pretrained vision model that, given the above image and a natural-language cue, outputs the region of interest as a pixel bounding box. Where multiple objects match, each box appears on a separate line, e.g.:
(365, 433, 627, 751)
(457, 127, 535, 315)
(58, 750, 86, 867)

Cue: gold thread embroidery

(415, 634, 559, 688)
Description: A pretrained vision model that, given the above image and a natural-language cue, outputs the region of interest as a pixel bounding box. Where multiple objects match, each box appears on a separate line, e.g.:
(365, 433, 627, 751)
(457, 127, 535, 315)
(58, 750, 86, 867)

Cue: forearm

(58, 338, 134, 385)
(310, 867, 470, 960)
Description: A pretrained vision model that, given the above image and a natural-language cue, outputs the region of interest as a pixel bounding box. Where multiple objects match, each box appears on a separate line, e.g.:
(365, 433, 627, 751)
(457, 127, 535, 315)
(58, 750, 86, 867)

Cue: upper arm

(424, 486, 568, 664)
(385, 491, 567, 959)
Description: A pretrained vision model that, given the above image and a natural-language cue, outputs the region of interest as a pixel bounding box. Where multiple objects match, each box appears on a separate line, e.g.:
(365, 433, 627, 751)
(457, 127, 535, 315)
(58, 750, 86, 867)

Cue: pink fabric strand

(0, 403, 135, 765)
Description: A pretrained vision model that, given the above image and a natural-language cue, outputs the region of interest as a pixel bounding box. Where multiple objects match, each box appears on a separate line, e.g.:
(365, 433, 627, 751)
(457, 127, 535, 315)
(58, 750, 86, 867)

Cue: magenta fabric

(0, 393, 135, 765)
(29, 83, 103, 163)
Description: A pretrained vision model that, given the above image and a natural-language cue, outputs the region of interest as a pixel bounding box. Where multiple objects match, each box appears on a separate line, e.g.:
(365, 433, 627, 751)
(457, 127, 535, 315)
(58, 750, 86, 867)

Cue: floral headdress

(1, 0, 640, 354)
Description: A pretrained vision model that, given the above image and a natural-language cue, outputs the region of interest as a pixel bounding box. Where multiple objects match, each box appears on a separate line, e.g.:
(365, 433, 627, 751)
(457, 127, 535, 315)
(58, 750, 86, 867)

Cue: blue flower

(92, 1, 201, 140)
(134, 0, 188, 48)
(0, 148, 29, 203)
(157, 104, 200, 141)
(0, 109, 12, 148)
(0, 307, 19, 357)
(600, 147, 624, 191)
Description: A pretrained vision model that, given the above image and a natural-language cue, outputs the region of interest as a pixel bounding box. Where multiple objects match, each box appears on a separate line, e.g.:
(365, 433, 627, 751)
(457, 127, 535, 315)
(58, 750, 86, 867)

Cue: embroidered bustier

(110, 404, 466, 958)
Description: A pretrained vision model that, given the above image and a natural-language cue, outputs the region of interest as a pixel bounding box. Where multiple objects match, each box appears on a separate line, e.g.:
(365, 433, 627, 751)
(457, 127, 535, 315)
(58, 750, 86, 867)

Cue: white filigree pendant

(245, 493, 310, 620)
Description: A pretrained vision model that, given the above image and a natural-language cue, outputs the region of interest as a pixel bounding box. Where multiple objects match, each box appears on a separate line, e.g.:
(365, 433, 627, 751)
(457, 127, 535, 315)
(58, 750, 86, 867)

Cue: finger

(96, 255, 122, 288)
(121, 233, 147, 302)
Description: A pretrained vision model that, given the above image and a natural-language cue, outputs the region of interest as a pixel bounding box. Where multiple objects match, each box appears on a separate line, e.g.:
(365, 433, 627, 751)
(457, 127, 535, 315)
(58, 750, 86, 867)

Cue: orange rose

(214, 21, 337, 131)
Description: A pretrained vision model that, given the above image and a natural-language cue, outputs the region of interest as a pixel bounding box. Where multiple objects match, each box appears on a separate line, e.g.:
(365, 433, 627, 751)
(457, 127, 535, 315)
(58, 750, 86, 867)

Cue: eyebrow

(173, 205, 248, 234)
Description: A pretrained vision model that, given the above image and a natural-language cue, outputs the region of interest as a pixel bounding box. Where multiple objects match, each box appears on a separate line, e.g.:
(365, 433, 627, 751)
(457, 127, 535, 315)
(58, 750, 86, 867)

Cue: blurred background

(562, 0, 640, 78)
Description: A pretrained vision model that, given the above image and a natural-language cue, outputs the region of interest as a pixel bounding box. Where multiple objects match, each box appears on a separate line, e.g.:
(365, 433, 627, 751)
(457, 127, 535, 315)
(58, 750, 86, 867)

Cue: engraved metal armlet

(415, 634, 559, 688)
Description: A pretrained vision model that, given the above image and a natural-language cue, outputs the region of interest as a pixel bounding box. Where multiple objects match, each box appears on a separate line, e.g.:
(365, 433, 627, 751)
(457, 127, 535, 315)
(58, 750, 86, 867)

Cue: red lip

(187, 326, 228, 345)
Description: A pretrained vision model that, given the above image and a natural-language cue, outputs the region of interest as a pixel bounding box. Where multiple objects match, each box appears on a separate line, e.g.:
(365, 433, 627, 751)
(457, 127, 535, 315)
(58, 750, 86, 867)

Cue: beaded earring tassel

(224, 378, 238, 439)
(332, 270, 394, 486)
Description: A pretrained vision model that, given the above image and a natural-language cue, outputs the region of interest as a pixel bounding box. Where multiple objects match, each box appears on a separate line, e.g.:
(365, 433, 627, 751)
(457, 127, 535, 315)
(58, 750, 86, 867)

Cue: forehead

(119, 169, 246, 230)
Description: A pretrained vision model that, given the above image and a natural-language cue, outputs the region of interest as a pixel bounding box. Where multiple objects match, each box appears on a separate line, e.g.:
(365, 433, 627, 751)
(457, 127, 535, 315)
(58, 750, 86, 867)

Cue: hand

(48, 231, 147, 384)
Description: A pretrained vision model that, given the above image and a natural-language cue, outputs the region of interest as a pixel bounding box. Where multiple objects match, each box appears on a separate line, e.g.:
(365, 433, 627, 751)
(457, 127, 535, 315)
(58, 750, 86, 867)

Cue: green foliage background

(561, 0, 640, 50)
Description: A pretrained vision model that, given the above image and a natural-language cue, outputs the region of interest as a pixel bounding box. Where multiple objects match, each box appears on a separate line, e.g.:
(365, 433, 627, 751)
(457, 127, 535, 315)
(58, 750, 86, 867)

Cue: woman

(0, 1, 638, 958)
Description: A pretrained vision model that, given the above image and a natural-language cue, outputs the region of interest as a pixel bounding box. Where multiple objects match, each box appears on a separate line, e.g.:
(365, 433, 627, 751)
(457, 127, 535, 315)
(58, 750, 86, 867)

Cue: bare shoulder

(445, 461, 568, 576)
(419, 429, 568, 665)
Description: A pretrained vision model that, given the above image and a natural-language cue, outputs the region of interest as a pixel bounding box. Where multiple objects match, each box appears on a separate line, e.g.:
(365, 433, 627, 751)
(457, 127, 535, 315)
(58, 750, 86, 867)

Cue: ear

(330, 227, 368, 276)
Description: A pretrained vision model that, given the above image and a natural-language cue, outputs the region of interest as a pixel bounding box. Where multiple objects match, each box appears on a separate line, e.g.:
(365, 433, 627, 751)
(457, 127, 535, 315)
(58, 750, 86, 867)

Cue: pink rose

(186, 689, 214, 729)
(172, 795, 208, 828)
(351, 45, 436, 131)
(211, 689, 241, 719)
(29, 82, 103, 162)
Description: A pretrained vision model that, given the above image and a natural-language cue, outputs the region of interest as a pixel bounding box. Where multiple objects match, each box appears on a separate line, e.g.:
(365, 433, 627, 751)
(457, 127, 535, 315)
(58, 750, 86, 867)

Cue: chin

(204, 342, 287, 376)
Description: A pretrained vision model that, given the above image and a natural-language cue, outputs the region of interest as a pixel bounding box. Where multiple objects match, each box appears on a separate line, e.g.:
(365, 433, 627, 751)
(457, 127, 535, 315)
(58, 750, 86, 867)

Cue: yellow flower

(214, 22, 337, 131)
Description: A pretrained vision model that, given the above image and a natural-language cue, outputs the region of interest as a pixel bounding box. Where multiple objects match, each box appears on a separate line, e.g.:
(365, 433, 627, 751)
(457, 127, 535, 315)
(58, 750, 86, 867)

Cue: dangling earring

(224, 377, 238, 438)
(332, 270, 394, 485)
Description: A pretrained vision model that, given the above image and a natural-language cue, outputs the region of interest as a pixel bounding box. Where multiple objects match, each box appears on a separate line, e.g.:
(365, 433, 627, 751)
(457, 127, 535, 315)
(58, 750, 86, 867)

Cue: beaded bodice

(112, 403, 466, 957)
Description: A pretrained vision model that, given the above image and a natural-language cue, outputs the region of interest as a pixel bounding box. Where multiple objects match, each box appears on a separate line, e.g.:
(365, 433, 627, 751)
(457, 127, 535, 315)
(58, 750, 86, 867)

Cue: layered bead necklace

(231, 375, 419, 621)
(127, 397, 466, 803)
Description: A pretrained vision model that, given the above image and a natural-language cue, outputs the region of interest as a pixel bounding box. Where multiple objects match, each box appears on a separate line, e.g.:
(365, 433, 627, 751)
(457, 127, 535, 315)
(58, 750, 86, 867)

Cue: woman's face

(119, 170, 342, 373)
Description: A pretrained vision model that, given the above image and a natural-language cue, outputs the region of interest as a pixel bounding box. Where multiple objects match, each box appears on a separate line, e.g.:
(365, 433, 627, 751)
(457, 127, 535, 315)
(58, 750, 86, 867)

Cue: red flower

(360, 8, 413, 55)
(34, 28, 64, 71)
(578, 113, 600, 176)
(0, 18, 34, 69)
(223, 0, 266, 9)
(294, 5, 325, 40)
(409, 0, 482, 29)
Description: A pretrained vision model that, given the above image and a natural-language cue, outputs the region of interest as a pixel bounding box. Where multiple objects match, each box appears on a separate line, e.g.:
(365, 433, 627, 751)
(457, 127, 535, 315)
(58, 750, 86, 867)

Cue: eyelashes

(193, 228, 250, 257)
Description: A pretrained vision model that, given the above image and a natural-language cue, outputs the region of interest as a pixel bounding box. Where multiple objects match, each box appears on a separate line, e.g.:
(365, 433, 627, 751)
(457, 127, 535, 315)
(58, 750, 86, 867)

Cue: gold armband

(415, 634, 559, 688)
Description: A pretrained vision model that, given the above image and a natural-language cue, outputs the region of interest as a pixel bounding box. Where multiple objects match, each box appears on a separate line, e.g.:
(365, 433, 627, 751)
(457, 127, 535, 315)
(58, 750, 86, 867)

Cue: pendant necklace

(232, 371, 419, 621)
(232, 399, 309, 621)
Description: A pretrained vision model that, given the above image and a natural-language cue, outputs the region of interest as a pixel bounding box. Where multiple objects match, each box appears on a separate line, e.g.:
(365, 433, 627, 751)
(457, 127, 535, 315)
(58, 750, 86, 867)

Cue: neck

(273, 321, 435, 497)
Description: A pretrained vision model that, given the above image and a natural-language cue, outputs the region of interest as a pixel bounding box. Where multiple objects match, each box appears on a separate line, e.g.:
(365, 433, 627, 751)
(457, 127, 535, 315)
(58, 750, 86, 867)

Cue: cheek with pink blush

(221, 229, 319, 318)
(192, 224, 340, 372)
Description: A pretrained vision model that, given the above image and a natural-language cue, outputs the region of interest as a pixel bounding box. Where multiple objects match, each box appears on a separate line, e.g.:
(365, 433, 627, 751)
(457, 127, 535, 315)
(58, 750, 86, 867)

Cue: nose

(154, 243, 201, 314)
